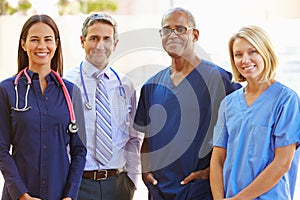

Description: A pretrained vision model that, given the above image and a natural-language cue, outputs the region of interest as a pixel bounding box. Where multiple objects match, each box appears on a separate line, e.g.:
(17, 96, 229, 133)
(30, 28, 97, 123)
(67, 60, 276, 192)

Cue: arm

(19, 193, 41, 200)
(230, 143, 296, 200)
(180, 152, 212, 184)
(63, 85, 87, 199)
(125, 89, 143, 188)
(125, 129, 143, 188)
(141, 137, 157, 185)
(230, 91, 300, 200)
(62, 132, 86, 199)
(210, 146, 226, 200)
(180, 167, 210, 185)
(131, 84, 157, 185)
(0, 85, 28, 199)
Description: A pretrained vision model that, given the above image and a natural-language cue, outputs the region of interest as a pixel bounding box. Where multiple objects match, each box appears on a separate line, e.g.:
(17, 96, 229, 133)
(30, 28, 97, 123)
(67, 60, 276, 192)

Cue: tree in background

(1, 0, 32, 15)
(0, 0, 117, 15)
(80, 0, 117, 14)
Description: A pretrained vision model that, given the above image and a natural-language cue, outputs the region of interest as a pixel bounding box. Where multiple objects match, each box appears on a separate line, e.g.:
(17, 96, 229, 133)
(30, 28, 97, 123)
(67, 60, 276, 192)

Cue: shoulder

(63, 78, 81, 96)
(109, 67, 136, 92)
(225, 87, 243, 100)
(109, 68, 139, 100)
(0, 76, 18, 102)
(138, 67, 169, 94)
(110, 68, 133, 85)
(198, 60, 241, 93)
(277, 82, 298, 95)
(199, 59, 232, 79)
(63, 66, 80, 84)
(144, 67, 169, 85)
(275, 82, 300, 103)
(0, 76, 16, 90)
(63, 78, 75, 87)
(0, 76, 15, 85)
(218, 87, 243, 110)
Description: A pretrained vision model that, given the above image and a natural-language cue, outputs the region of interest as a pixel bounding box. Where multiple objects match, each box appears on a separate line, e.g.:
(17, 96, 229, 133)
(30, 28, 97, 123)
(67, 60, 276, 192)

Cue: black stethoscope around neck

(79, 62, 126, 110)
(12, 67, 79, 133)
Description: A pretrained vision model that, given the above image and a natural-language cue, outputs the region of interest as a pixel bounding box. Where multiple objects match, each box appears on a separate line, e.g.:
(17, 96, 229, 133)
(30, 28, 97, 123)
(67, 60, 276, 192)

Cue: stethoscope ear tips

(68, 122, 79, 133)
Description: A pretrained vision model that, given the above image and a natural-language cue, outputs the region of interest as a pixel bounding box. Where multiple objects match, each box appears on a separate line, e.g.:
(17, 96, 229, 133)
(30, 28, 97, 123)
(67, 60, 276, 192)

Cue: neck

(245, 79, 275, 95)
(85, 57, 108, 71)
(171, 55, 200, 74)
(28, 65, 51, 95)
(28, 65, 51, 80)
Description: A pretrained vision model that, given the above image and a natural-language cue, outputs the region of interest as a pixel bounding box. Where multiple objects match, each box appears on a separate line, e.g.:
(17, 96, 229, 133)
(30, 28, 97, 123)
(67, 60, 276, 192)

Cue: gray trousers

(77, 172, 135, 200)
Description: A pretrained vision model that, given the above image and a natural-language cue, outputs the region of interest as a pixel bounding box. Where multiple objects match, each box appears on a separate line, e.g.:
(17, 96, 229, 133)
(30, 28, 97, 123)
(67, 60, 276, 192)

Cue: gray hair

(161, 7, 196, 28)
(81, 12, 118, 40)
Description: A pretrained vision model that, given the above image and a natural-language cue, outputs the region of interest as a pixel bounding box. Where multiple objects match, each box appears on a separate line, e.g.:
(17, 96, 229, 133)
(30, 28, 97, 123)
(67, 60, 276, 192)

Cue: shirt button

(42, 145, 46, 149)
(45, 96, 48, 101)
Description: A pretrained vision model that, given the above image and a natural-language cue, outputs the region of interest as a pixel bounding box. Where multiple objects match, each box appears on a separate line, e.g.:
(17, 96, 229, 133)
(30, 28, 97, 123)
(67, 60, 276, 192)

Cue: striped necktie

(95, 73, 113, 165)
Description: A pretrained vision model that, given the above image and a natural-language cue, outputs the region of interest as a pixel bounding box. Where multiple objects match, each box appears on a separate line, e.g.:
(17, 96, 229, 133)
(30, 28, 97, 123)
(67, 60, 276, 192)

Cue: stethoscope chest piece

(14, 67, 79, 134)
(85, 102, 92, 110)
(68, 122, 79, 133)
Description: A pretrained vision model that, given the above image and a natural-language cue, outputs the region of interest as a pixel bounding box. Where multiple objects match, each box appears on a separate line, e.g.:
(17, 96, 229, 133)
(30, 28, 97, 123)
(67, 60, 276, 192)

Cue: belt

(82, 169, 124, 181)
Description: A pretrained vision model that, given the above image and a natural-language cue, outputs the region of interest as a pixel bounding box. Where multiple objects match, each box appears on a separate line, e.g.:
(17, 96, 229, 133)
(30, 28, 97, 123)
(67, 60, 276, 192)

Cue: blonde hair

(228, 25, 278, 82)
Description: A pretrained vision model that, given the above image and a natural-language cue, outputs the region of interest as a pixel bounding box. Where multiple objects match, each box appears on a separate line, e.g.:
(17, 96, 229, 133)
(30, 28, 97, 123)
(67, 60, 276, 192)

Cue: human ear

(21, 39, 27, 51)
(80, 36, 85, 48)
(193, 29, 199, 42)
(113, 39, 119, 51)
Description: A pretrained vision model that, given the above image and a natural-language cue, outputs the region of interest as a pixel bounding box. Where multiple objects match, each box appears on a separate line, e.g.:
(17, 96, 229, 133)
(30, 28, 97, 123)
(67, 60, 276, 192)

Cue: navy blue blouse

(0, 70, 86, 200)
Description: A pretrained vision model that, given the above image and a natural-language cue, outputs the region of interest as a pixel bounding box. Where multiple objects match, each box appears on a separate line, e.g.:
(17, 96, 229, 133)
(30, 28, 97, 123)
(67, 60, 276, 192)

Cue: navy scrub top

(134, 60, 240, 199)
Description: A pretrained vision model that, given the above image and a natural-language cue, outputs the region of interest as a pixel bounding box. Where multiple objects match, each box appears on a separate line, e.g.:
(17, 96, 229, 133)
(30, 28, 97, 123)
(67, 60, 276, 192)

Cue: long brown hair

(17, 14, 63, 76)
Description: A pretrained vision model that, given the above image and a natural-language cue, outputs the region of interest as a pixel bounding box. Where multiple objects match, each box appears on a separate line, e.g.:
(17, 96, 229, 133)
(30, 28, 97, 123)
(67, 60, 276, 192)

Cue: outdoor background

(0, 0, 299, 199)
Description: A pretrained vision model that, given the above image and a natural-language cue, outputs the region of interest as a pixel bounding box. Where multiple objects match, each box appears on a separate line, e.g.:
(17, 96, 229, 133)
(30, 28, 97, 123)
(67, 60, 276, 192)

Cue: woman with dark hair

(0, 14, 86, 200)
(17, 14, 63, 75)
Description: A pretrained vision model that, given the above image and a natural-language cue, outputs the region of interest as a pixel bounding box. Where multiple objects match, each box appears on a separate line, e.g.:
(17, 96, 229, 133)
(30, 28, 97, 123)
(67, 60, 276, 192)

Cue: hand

(142, 172, 158, 185)
(180, 167, 210, 185)
(19, 193, 41, 200)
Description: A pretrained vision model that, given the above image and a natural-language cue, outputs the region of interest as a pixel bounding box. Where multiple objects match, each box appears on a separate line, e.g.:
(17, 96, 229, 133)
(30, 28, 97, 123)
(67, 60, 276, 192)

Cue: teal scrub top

(213, 82, 300, 199)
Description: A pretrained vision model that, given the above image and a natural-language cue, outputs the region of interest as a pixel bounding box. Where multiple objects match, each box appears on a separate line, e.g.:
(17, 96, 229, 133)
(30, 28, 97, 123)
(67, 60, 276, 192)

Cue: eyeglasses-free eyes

(159, 26, 194, 36)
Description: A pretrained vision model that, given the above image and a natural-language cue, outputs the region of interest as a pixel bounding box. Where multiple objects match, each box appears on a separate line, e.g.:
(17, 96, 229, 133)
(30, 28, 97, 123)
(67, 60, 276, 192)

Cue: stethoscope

(79, 62, 130, 125)
(80, 62, 126, 110)
(12, 67, 79, 133)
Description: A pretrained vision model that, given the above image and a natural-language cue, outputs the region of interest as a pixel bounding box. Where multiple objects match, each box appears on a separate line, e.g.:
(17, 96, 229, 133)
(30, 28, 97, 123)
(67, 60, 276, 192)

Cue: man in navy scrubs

(134, 7, 241, 200)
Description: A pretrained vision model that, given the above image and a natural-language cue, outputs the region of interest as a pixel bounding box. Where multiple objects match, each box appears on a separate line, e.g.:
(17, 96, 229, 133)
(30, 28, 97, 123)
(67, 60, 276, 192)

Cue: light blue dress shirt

(64, 59, 143, 186)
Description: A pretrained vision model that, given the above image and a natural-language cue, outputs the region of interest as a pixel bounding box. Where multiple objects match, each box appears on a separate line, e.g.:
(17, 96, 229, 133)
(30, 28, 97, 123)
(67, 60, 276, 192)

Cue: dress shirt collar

(82, 59, 112, 80)
(26, 68, 60, 86)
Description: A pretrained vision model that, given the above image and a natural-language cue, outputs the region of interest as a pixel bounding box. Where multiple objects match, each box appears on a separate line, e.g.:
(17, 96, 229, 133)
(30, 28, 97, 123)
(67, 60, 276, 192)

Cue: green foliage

(1, 0, 118, 15)
(6, 5, 17, 15)
(81, 0, 118, 13)
(1, 0, 32, 15)
(19, 0, 32, 11)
